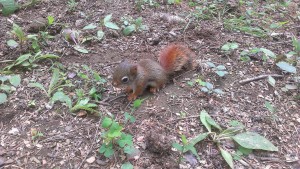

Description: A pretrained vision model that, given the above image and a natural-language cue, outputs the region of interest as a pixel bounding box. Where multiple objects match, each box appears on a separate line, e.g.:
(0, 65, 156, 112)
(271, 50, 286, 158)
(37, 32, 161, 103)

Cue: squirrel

(112, 43, 195, 101)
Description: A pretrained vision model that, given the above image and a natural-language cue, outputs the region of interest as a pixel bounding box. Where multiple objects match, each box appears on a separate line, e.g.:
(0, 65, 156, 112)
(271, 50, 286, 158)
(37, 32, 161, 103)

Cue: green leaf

(220, 148, 234, 169)
(36, 54, 60, 60)
(276, 61, 296, 73)
(133, 99, 143, 109)
(47, 15, 55, 25)
(7, 39, 18, 48)
(0, 0, 18, 16)
(260, 48, 276, 58)
(206, 62, 216, 68)
(181, 135, 188, 145)
(216, 71, 228, 77)
(107, 122, 123, 138)
(238, 146, 252, 155)
(189, 132, 209, 146)
(172, 142, 183, 152)
(103, 14, 112, 23)
(229, 120, 244, 128)
(15, 53, 31, 66)
(83, 23, 97, 30)
(102, 117, 113, 128)
(292, 36, 300, 52)
(117, 133, 133, 147)
(0, 85, 11, 93)
(9, 75, 21, 87)
(232, 132, 278, 151)
(123, 25, 136, 36)
(184, 145, 200, 161)
(49, 68, 60, 93)
(216, 65, 226, 70)
(205, 114, 222, 131)
(105, 22, 120, 30)
(0, 93, 7, 104)
(267, 76, 276, 87)
(265, 101, 275, 113)
(97, 30, 105, 40)
(0, 76, 8, 83)
(124, 112, 136, 123)
(74, 45, 89, 53)
(121, 162, 133, 169)
(213, 89, 224, 95)
(99, 143, 114, 158)
(200, 110, 211, 132)
(28, 82, 47, 94)
(51, 91, 72, 108)
(123, 145, 136, 154)
(205, 82, 213, 90)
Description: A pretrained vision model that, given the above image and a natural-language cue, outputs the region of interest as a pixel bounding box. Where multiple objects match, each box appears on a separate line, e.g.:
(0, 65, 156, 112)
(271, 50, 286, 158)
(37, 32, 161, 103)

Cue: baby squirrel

(112, 44, 195, 101)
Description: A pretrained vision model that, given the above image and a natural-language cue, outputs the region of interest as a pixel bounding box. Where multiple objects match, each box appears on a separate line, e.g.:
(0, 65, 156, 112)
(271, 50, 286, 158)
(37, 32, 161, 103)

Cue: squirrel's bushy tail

(158, 44, 195, 74)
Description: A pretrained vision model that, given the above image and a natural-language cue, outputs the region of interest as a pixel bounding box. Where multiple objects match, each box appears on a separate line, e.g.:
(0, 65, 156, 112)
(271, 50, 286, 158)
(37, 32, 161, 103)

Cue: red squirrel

(112, 44, 195, 101)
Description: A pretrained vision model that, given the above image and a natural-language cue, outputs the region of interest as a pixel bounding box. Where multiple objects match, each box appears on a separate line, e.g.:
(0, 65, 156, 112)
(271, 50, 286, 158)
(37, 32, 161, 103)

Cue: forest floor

(0, 0, 299, 169)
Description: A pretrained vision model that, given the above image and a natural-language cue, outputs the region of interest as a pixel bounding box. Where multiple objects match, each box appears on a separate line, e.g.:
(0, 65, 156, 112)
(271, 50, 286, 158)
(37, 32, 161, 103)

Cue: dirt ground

(0, 0, 300, 169)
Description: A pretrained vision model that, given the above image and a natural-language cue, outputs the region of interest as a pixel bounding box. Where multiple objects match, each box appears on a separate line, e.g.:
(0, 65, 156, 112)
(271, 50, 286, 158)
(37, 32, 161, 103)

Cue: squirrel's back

(158, 44, 195, 73)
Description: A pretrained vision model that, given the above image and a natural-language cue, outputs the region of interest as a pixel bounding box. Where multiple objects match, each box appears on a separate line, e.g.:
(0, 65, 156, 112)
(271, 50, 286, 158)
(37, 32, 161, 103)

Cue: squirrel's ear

(130, 65, 138, 75)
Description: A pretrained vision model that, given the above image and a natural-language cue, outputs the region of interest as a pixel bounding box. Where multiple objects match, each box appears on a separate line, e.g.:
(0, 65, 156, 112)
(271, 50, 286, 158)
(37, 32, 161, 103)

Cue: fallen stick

(239, 74, 284, 85)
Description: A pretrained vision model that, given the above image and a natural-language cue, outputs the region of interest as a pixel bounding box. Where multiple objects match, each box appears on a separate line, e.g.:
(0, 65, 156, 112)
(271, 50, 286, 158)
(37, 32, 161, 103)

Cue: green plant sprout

(121, 16, 149, 36)
(172, 110, 278, 168)
(206, 62, 228, 77)
(0, 74, 21, 104)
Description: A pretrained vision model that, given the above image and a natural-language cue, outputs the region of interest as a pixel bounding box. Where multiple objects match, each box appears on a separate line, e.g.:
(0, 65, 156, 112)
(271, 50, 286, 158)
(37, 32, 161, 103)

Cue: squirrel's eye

(121, 76, 129, 83)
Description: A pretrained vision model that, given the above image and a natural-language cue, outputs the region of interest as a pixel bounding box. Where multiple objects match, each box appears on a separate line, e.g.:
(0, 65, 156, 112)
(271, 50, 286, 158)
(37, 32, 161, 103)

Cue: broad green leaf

(52, 91, 72, 108)
(220, 126, 243, 136)
(267, 76, 276, 87)
(205, 114, 222, 131)
(123, 25, 136, 36)
(181, 135, 188, 145)
(0, 76, 8, 82)
(205, 82, 213, 90)
(36, 54, 60, 60)
(74, 45, 89, 53)
(28, 82, 47, 94)
(228, 120, 244, 128)
(47, 15, 54, 25)
(83, 23, 97, 30)
(232, 132, 278, 151)
(100, 143, 114, 158)
(135, 17, 143, 27)
(124, 112, 136, 123)
(9, 75, 21, 87)
(104, 22, 120, 30)
(265, 101, 275, 113)
(107, 122, 123, 138)
(285, 84, 298, 90)
(7, 39, 18, 48)
(216, 65, 226, 70)
(0, 85, 11, 93)
(201, 87, 209, 93)
(0, 0, 18, 16)
(0, 93, 7, 104)
(216, 71, 228, 77)
(213, 89, 224, 95)
(260, 48, 276, 58)
(220, 148, 234, 169)
(238, 146, 252, 155)
(49, 68, 60, 92)
(103, 14, 112, 23)
(97, 30, 105, 40)
(184, 145, 200, 161)
(200, 110, 211, 132)
(121, 162, 133, 169)
(276, 61, 296, 73)
(206, 62, 216, 68)
(123, 145, 136, 154)
(133, 99, 143, 109)
(15, 53, 31, 66)
(117, 133, 133, 147)
(172, 143, 183, 151)
(189, 132, 209, 146)
(102, 117, 113, 128)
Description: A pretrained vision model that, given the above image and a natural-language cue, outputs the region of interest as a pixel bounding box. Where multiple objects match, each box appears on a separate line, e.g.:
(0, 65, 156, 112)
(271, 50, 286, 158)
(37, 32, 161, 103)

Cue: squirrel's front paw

(127, 93, 137, 101)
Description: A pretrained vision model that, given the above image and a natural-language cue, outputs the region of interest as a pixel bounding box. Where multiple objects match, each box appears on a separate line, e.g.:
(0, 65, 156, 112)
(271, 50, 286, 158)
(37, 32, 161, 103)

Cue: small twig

(107, 94, 127, 103)
(239, 74, 284, 85)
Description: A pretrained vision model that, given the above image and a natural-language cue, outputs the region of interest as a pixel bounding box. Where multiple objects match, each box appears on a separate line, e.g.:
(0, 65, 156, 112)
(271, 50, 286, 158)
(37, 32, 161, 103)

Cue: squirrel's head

(112, 60, 138, 87)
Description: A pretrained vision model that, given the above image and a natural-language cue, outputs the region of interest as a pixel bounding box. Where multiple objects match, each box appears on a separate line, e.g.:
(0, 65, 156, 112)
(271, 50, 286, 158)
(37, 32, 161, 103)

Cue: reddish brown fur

(158, 44, 194, 73)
